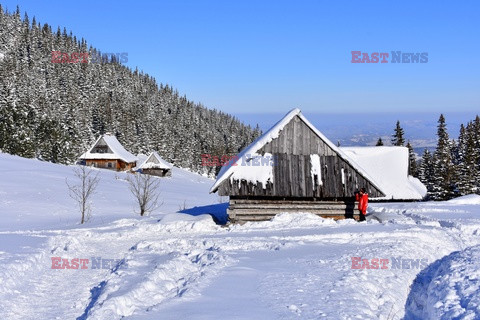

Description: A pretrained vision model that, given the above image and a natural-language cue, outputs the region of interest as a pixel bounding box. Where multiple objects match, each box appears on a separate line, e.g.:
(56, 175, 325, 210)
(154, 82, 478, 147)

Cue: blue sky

(1, 0, 479, 114)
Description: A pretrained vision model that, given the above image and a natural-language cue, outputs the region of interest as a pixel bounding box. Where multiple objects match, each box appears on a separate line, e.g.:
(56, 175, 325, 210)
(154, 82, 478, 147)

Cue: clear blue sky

(1, 0, 479, 114)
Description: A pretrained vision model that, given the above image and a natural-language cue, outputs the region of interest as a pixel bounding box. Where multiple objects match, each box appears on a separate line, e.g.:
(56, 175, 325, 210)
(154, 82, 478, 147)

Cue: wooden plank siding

(227, 198, 360, 222)
(142, 168, 172, 177)
(217, 115, 384, 199)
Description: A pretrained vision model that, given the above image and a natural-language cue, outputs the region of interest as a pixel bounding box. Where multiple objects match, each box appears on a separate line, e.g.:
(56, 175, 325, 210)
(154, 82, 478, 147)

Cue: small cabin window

(107, 162, 113, 168)
(93, 145, 110, 154)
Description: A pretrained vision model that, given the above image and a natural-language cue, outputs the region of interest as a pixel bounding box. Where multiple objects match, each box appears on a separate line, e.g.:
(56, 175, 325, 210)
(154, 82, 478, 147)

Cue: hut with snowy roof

(79, 133, 138, 171)
(210, 108, 425, 222)
(138, 152, 172, 177)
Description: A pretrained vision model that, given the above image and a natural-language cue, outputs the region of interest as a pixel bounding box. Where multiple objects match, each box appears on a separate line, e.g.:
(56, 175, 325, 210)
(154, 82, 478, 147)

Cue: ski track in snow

(1, 206, 479, 319)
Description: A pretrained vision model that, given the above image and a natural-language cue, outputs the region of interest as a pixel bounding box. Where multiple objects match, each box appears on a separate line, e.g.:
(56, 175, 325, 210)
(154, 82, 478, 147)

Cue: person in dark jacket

(355, 188, 368, 221)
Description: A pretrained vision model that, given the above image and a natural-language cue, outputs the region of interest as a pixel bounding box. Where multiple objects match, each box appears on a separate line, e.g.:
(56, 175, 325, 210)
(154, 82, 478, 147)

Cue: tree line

(379, 116, 480, 200)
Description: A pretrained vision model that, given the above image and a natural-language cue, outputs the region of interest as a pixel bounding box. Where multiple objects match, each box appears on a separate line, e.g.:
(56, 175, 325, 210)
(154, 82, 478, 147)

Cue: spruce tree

(431, 114, 457, 200)
(406, 141, 418, 177)
(474, 116, 480, 193)
(418, 149, 434, 199)
(376, 138, 384, 146)
(457, 122, 478, 195)
(391, 120, 405, 146)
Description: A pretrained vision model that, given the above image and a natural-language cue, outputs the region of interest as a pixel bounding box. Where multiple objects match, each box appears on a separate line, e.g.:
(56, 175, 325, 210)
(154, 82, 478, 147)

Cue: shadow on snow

(178, 202, 229, 225)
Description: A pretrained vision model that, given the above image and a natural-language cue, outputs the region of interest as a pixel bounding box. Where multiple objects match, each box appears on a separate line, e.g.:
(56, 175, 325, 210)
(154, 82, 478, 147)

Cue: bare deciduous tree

(66, 166, 100, 224)
(127, 173, 161, 216)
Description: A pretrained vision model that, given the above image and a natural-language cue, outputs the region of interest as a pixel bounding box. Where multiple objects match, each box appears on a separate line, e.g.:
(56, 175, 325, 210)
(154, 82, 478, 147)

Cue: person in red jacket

(355, 188, 368, 221)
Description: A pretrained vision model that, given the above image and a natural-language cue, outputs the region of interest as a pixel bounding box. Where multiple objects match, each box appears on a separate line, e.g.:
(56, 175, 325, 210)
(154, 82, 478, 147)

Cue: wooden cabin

(209, 108, 386, 222)
(79, 133, 138, 171)
(138, 152, 172, 177)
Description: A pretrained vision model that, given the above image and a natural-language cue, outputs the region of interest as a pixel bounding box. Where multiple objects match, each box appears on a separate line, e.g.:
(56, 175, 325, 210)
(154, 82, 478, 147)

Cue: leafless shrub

(66, 166, 100, 224)
(127, 173, 161, 216)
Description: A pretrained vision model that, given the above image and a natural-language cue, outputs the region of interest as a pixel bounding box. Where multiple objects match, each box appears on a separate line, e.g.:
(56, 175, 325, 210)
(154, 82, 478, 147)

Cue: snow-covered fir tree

(406, 141, 418, 177)
(418, 149, 435, 199)
(431, 114, 457, 200)
(456, 120, 480, 195)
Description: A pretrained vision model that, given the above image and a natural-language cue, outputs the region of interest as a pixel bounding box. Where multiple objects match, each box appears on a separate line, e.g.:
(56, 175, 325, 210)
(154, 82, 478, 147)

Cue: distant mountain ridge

(234, 111, 478, 153)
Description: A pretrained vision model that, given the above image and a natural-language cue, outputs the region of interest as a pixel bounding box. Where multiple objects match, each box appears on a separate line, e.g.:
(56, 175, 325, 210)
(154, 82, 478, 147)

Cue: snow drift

(405, 245, 480, 319)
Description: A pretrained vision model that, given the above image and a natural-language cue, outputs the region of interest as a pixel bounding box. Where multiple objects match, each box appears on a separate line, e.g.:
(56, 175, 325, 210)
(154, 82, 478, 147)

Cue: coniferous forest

(391, 115, 480, 200)
(0, 6, 261, 176)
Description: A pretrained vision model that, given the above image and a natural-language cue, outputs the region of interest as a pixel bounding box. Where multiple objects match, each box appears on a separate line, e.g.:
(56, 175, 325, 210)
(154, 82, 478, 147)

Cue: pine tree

(418, 149, 434, 199)
(391, 120, 405, 146)
(474, 116, 480, 193)
(456, 121, 479, 195)
(431, 114, 457, 200)
(406, 141, 418, 177)
(458, 123, 477, 195)
(456, 124, 467, 166)
(376, 137, 384, 146)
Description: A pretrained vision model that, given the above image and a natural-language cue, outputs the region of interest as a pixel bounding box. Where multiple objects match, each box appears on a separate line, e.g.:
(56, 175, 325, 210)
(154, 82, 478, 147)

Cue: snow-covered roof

(340, 146, 427, 200)
(139, 152, 172, 170)
(79, 134, 138, 163)
(210, 108, 383, 194)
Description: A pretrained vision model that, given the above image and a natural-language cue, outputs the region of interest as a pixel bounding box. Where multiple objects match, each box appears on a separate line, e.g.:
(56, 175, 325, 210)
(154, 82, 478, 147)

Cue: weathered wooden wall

(227, 198, 361, 222)
(217, 115, 384, 198)
(142, 168, 172, 177)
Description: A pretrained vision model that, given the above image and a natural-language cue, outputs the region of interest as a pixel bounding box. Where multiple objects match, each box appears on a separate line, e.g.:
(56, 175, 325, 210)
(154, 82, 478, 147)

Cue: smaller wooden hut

(79, 133, 138, 171)
(138, 152, 172, 177)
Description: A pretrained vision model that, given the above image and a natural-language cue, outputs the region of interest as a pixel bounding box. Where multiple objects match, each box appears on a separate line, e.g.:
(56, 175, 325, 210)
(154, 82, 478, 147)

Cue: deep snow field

(0, 152, 479, 320)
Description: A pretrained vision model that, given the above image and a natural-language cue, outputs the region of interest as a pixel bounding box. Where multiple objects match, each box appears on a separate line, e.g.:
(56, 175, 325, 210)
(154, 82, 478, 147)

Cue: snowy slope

(0, 152, 220, 231)
(0, 153, 480, 319)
